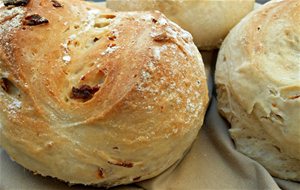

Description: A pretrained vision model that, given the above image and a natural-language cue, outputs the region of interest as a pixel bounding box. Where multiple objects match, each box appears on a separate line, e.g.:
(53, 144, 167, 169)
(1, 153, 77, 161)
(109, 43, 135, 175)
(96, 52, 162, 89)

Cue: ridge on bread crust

(0, 0, 208, 187)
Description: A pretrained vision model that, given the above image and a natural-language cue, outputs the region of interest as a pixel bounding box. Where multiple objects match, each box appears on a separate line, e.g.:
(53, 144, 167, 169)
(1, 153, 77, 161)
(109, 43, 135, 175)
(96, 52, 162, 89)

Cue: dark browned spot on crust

(4, 0, 29, 6)
(108, 161, 133, 168)
(133, 176, 141, 181)
(93, 37, 100, 42)
(1, 78, 10, 92)
(24, 14, 49, 26)
(71, 85, 100, 100)
(112, 147, 119, 150)
(51, 0, 63, 8)
(97, 168, 104, 178)
(273, 145, 282, 153)
(152, 18, 157, 23)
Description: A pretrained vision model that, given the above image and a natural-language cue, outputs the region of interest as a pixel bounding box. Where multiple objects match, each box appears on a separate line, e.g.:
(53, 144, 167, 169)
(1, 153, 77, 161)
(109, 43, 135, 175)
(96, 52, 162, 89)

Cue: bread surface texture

(215, 0, 300, 181)
(0, 0, 208, 187)
(107, 0, 255, 50)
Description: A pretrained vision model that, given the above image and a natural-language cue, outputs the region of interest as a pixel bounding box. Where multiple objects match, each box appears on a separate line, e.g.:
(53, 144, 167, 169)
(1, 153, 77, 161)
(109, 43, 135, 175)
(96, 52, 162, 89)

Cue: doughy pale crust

(107, 0, 255, 50)
(216, 0, 300, 181)
(0, 0, 209, 187)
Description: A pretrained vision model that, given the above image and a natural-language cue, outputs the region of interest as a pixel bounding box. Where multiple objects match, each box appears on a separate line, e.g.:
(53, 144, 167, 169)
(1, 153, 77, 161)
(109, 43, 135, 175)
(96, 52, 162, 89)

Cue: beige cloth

(0, 51, 299, 190)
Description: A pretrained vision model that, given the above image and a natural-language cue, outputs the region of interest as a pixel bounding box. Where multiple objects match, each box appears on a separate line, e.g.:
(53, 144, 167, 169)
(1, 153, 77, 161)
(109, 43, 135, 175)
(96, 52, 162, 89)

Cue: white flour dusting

(6, 99, 22, 115)
(69, 34, 77, 40)
(141, 14, 153, 22)
(152, 45, 168, 61)
(83, 9, 101, 33)
(63, 55, 71, 63)
(8, 99, 22, 109)
(157, 18, 167, 26)
(0, 7, 25, 37)
(101, 45, 119, 55)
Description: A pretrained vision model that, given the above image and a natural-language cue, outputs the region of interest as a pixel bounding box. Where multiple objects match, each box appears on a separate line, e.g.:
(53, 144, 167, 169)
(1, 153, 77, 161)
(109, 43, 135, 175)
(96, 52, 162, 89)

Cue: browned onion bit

(51, 0, 63, 8)
(4, 0, 29, 6)
(71, 85, 100, 100)
(108, 35, 116, 41)
(24, 14, 49, 26)
(152, 18, 157, 23)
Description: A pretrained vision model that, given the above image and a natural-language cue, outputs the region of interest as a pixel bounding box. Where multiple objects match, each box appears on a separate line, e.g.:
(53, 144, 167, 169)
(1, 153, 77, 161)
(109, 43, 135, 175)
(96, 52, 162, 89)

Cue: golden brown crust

(0, 0, 208, 187)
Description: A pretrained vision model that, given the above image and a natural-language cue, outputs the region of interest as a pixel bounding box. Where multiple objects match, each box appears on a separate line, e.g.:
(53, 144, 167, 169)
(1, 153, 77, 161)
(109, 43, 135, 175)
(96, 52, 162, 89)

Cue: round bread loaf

(215, 0, 300, 181)
(0, 0, 209, 187)
(106, 0, 255, 50)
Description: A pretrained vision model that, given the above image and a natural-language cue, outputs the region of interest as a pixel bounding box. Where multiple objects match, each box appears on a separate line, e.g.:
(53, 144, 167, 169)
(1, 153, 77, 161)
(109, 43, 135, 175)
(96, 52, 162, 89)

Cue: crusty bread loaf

(0, 0, 209, 187)
(215, 0, 300, 181)
(107, 0, 255, 50)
